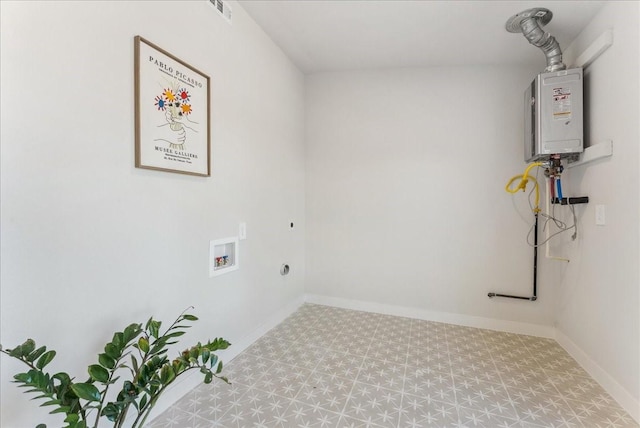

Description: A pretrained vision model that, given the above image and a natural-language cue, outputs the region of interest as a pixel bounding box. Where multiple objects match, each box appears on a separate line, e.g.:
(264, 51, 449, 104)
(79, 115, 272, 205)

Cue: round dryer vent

(505, 7, 553, 33)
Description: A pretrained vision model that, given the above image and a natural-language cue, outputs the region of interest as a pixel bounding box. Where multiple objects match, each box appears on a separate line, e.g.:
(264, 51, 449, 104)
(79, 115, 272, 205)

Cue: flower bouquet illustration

(153, 82, 199, 151)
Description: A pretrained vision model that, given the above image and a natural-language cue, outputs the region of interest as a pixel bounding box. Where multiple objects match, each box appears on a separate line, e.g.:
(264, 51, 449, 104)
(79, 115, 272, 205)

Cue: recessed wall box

(209, 237, 239, 277)
(524, 67, 584, 162)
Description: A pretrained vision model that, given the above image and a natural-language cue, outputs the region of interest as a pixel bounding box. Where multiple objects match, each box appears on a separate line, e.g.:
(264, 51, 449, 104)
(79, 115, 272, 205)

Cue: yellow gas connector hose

(505, 162, 544, 212)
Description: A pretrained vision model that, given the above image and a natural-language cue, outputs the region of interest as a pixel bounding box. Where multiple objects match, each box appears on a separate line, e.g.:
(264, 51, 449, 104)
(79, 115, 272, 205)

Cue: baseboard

(555, 329, 640, 424)
(304, 294, 555, 338)
(145, 295, 305, 422)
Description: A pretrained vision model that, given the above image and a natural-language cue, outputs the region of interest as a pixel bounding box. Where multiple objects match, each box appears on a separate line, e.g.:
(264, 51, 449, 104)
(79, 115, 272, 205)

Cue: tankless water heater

(505, 7, 584, 163)
(524, 67, 584, 163)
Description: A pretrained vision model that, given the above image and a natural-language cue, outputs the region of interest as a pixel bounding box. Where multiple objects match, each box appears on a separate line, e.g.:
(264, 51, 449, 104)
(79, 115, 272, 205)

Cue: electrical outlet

(595, 204, 606, 226)
(239, 222, 247, 240)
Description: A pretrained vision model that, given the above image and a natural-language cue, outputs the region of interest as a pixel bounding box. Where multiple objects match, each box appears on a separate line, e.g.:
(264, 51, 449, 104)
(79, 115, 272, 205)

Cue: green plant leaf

(205, 338, 231, 352)
(8, 339, 34, 358)
(188, 347, 200, 360)
(138, 337, 150, 353)
(172, 324, 193, 330)
(64, 413, 79, 423)
(112, 332, 124, 348)
(50, 405, 71, 414)
(172, 359, 185, 374)
(88, 364, 109, 383)
(35, 424, 47, 428)
(21, 339, 36, 357)
(70, 383, 101, 402)
(163, 331, 186, 339)
(183, 314, 198, 321)
(104, 343, 119, 359)
(209, 354, 218, 369)
(101, 402, 120, 422)
(52, 371, 71, 384)
(121, 380, 139, 400)
(204, 371, 213, 384)
(201, 348, 210, 364)
(148, 320, 161, 339)
(131, 354, 139, 374)
(139, 393, 148, 410)
(123, 323, 142, 343)
(160, 364, 175, 384)
(27, 346, 47, 363)
(148, 344, 166, 356)
(138, 364, 150, 386)
(35, 350, 56, 370)
(13, 372, 32, 383)
(98, 353, 115, 370)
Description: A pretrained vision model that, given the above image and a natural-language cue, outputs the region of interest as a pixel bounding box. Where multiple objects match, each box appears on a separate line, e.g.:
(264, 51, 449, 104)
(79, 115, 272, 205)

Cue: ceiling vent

(209, 0, 232, 24)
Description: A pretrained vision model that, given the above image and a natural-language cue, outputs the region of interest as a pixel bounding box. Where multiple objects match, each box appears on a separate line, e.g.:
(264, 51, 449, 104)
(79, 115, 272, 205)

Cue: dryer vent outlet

(209, 0, 232, 24)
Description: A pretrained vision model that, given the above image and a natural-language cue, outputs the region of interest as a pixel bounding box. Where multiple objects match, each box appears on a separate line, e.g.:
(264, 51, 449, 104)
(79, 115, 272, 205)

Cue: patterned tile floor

(149, 304, 638, 428)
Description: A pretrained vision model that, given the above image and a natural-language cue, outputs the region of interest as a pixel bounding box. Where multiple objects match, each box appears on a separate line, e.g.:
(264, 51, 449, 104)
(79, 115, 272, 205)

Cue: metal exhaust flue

(506, 7, 566, 72)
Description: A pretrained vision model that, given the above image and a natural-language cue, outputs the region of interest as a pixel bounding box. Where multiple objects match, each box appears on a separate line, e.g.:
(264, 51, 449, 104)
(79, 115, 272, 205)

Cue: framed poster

(134, 36, 210, 176)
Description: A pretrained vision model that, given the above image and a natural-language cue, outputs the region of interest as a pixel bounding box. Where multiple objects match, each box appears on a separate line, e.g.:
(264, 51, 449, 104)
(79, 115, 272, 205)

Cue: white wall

(0, 1, 305, 426)
(305, 65, 556, 331)
(555, 0, 640, 418)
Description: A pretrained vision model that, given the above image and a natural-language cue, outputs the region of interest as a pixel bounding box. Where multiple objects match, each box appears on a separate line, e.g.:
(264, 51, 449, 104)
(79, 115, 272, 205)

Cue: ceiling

(237, 0, 606, 74)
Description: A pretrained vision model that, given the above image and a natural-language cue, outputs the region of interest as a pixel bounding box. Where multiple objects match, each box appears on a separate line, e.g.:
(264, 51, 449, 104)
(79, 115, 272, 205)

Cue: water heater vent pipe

(506, 8, 566, 72)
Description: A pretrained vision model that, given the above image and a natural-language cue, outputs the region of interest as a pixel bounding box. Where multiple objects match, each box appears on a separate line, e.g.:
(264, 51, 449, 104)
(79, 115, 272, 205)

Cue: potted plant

(1, 309, 230, 428)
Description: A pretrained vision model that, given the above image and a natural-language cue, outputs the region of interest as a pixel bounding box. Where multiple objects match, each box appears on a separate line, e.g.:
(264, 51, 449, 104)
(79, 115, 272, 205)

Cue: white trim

(145, 296, 304, 422)
(304, 294, 555, 338)
(555, 329, 640, 424)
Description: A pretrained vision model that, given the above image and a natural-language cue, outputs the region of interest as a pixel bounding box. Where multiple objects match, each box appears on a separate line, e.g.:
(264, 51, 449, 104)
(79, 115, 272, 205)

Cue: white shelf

(571, 30, 613, 70)
(567, 140, 613, 168)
